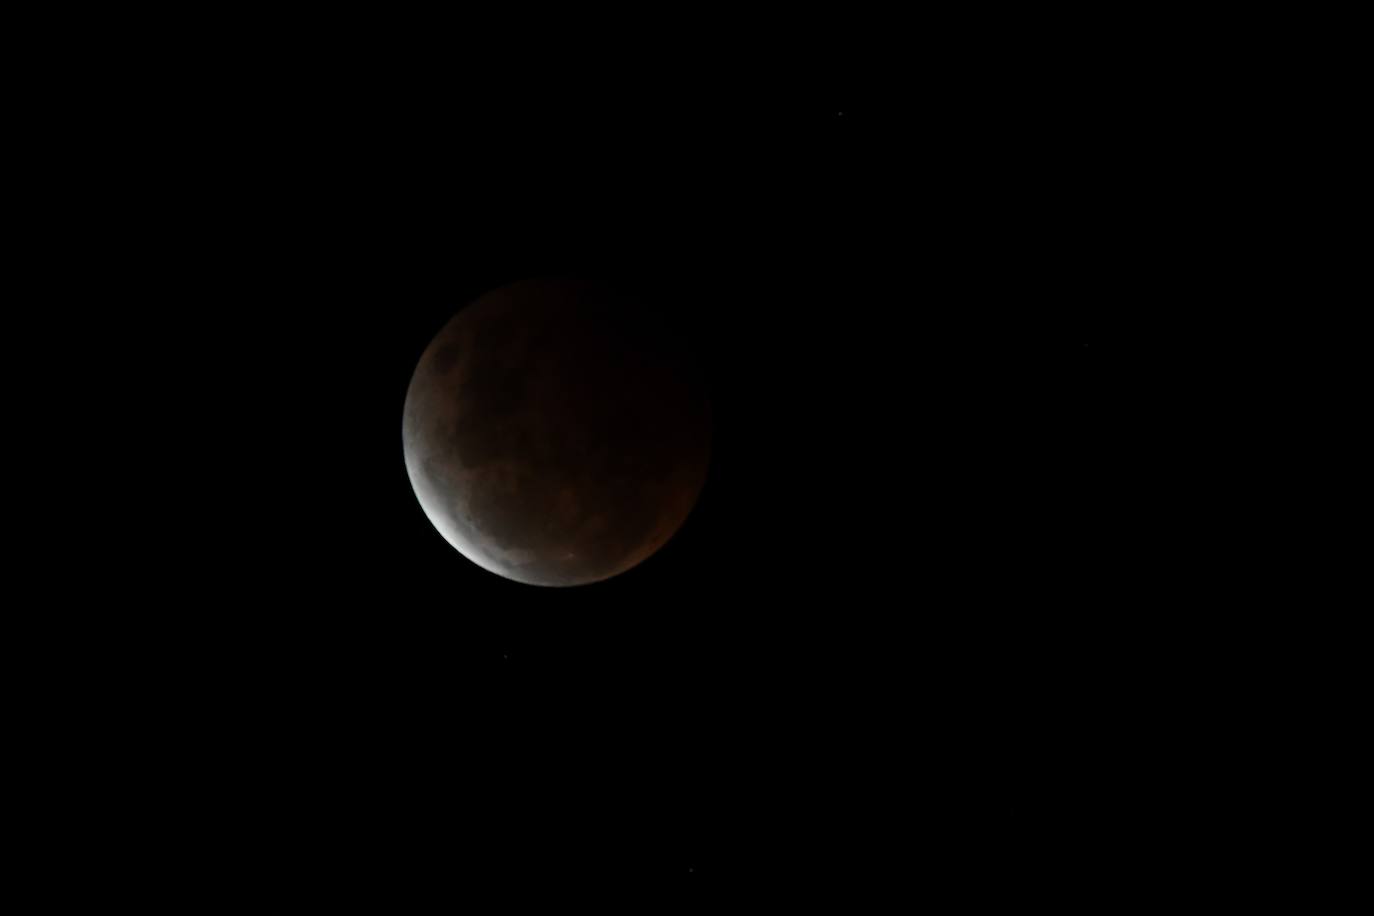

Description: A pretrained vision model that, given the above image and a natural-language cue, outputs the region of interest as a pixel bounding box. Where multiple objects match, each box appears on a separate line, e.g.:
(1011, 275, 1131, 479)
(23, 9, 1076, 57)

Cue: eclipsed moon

(402, 277, 711, 586)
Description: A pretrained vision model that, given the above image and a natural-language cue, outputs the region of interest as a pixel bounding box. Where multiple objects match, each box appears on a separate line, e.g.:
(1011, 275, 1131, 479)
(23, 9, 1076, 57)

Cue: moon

(402, 277, 712, 586)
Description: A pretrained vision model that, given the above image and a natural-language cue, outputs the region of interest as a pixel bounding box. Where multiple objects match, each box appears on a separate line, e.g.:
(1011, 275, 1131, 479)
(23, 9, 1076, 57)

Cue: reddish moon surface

(402, 277, 712, 586)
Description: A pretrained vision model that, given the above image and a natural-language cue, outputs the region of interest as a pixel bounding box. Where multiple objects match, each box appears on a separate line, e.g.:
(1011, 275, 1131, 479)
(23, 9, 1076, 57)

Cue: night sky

(51, 60, 1156, 904)
(227, 99, 1120, 900)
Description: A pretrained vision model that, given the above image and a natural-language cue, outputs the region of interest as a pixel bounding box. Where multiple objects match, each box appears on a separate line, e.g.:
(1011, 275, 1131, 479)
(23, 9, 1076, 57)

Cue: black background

(41, 36, 1169, 905)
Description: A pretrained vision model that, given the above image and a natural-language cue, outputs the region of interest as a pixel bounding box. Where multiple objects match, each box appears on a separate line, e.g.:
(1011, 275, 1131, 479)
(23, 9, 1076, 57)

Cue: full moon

(402, 277, 712, 586)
